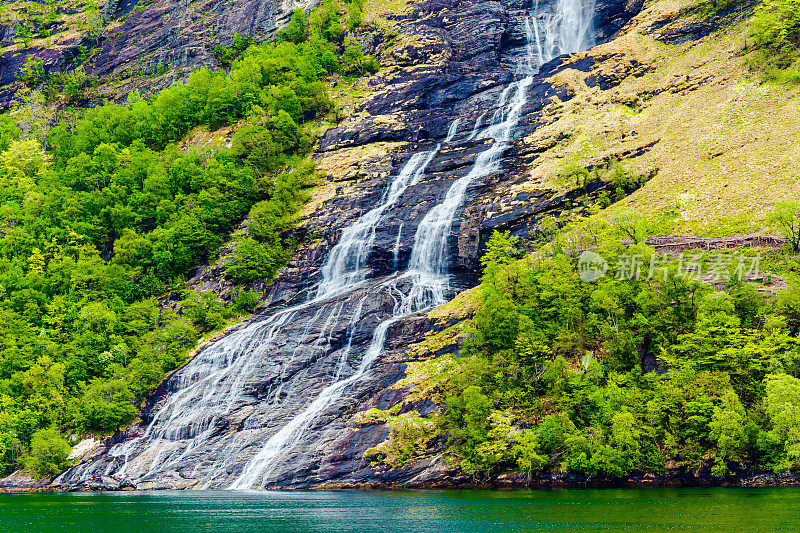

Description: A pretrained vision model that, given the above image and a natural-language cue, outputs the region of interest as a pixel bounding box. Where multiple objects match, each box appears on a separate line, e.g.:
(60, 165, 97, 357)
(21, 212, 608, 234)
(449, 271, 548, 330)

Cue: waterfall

(228, 0, 593, 490)
(62, 0, 595, 491)
(532, 0, 595, 66)
(392, 222, 405, 269)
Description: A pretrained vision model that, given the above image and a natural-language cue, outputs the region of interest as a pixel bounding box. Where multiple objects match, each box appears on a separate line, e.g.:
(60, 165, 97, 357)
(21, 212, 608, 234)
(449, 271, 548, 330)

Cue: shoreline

(3, 472, 800, 494)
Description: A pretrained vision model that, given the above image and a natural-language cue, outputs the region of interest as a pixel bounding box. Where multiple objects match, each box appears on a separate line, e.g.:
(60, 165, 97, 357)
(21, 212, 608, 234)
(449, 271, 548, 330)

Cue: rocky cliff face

(0, 0, 319, 109)
(53, 0, 649, 490)
(90, 0, 319, 88)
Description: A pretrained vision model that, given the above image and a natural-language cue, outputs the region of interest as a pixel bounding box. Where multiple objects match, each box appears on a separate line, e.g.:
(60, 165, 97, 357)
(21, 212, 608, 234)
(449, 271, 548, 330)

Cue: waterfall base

(49, 0, 646, 491)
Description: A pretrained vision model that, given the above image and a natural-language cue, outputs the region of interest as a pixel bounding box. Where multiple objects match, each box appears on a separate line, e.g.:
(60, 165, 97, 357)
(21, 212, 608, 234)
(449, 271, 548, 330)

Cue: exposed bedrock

(56, 0, 643, 490)
(0, 0, 320, 109)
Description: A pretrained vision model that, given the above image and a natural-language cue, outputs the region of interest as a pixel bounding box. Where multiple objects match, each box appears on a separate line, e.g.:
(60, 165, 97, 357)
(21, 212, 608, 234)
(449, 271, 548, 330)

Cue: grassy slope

(410, 0, 800, 358)
(517, 0, 799, 236)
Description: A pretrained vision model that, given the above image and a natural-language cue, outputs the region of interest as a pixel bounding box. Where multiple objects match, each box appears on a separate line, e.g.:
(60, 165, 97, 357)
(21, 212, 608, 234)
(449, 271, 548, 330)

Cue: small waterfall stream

(60, 0, 596, 490)
(533, 0, 595, 66)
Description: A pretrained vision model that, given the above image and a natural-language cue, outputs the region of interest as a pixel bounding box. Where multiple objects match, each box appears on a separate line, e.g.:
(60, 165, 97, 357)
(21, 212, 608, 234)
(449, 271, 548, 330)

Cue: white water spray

(532, 0, 595, 66)
(62, 0, 595, 491)
(228, 0, 594, 489)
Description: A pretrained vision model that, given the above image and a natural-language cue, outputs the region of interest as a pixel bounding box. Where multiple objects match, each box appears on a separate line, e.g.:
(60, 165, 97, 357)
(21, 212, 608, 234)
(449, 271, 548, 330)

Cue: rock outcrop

(90, 0, 320, 84)
(51, 0, 648, 491)
(0, 0, 320, 109)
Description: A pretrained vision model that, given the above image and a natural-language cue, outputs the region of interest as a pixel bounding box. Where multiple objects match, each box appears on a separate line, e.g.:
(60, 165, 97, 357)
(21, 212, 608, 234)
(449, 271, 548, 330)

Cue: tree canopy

(367, 228, 800, 480)
(0, 0, 374, 477)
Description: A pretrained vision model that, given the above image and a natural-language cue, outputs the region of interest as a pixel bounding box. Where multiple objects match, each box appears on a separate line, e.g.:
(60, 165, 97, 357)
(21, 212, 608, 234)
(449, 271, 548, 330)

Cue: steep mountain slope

(519, 0, 800, 234)
(50, 0, 652, 490)
(2, 0, 799, 490)
(0, 0, 319, 108)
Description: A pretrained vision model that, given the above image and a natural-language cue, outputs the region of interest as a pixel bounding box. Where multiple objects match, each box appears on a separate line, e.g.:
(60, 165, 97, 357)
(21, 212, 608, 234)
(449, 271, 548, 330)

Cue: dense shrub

(0, 0, 377, 477)
(24, 429, 71, 479)
(750, 0, 800, 80)
(234, 290, 261, 312)
(80, 380, 138, 432)
(346, 0, 366, 30)
(368, 228, 800, 480)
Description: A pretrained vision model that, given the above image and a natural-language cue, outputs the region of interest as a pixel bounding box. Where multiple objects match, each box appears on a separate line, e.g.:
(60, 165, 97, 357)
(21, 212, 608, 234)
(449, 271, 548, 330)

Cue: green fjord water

(1, 488, 799, 532)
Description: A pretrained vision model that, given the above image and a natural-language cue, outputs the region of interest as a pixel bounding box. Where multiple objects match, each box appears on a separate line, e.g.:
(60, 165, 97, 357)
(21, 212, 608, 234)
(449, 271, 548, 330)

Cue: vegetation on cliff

(0, 0, 376, 479)
(750, 0, 800, 81)
(367, 217, 800, 480)
(0, 0, 798, 485)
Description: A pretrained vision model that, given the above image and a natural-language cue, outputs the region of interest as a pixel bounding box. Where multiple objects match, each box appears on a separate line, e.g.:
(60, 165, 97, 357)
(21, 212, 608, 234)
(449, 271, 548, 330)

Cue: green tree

(226, 236, 282, 284)
(340, 35, 378, 76)
(310, 0, 343, 43)
(282, 8, 310, 43)
(767, 200, 800, 252)
(182, 291, 230, 332)
(764, 373, 800, 471)
(444, 386, 492, 476)
(10, 88, 52, 148)
(234, 290, 261, 312)
(750, 0, 800, 79)
(708, 390, 748, 475)
(81, 380, 138, 432)
(79, 302, 117, 335)
(24, 428, 71, 479)
(0, 115, 21, 152)
(347, 0, 365, 30)
(0, 138, 49, 179)
(514, 430, 549, 477)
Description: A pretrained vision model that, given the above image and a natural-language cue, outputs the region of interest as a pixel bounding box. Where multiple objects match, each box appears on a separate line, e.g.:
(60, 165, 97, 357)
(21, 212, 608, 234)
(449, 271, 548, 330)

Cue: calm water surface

(1, 488, 799, 532)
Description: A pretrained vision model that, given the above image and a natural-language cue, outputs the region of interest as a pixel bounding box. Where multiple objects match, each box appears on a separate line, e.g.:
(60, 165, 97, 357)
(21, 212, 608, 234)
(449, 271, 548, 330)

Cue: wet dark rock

(647, 0, 757, 45)
(52, 0, 647, 491)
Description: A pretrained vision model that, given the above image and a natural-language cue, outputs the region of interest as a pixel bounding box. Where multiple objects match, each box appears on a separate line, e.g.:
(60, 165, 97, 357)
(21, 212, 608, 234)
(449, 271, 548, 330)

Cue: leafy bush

(213, 45, 237, 67)
(44, 69, 87, 102)
(0, 116, 21, 152)
(341, 35, 380, 76)
(213, 32, 256, 67)
(347, 0, 366, 30)
(363, 409, 440, 468)
(24, 428, 71, 479)
(234, 290, 261, 312)
(81, 380, 138, 432)
(750, 0, 800, 81)
(225, 237, 284, 284)
(183, 291, 232, 332)
(17, 56, 45, 88)
(279, 9, 310, 44)
(310, 0, 343, 43)
(767, 200, 800, 252)
(365, 229, 800, 479)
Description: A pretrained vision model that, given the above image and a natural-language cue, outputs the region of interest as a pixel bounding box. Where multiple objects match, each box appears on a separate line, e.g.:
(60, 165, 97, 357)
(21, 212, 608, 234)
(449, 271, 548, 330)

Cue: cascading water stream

(228, 0, 594, 489)
(532, 0, 595, 65)
(59, 0, 595, 491)
(58, 114, 462, 490)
